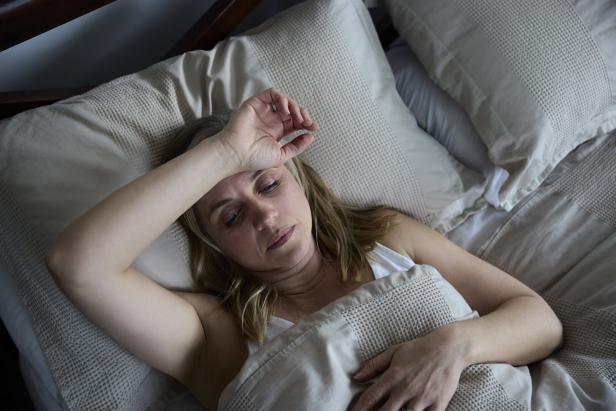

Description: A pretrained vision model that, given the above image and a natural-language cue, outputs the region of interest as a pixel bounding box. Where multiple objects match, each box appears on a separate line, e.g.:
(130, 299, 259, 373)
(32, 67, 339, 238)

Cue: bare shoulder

(375, 208, 429, 262)
(172, 290, 226, 320)
(171, 291, 249, 409)
(374, 209, 545, 321)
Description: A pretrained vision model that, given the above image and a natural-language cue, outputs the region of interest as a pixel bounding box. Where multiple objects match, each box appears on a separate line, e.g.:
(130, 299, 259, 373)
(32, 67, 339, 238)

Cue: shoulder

(173, 290, 224, 316)
(173, 291, 247, 360)
(172, 291, 249, 406)
(374, 208, 429, 262)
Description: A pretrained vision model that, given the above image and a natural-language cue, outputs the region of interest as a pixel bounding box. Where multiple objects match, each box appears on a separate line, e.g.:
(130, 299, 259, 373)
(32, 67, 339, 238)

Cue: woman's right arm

(46, 135, 236, 279)
(45, 135, 240, 389)
(45, 87, 316, 390)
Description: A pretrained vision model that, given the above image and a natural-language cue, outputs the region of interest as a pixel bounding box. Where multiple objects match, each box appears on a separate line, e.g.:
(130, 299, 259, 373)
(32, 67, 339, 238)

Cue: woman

(46, 87, 563, 411)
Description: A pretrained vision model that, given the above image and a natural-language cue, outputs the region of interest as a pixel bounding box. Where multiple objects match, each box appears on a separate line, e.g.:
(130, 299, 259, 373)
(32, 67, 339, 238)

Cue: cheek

(216, 230, 252, 249)
(293, 190, 312, 223)
(215, 230, 261, 262)
(281, 184, 312, 224)
(201, 223, 244, 255)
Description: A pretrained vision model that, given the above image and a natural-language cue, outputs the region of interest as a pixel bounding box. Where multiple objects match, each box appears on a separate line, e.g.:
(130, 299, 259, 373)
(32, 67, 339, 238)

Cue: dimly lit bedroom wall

(0, 0, 305, 92)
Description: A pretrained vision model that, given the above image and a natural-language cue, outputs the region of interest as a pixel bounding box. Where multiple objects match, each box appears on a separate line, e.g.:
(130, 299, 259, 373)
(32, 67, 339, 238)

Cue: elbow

(541, 299, 564, 355)
(45, 243, 68, 280)
(46, 238, 109, 287)
(45, 242, 80, 282)
(550, 312, 564, 352)
(46, 246, 87, 293)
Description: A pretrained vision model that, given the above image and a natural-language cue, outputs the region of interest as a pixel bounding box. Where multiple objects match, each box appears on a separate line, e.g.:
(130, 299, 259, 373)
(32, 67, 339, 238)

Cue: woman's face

(196, 165, 314, 274)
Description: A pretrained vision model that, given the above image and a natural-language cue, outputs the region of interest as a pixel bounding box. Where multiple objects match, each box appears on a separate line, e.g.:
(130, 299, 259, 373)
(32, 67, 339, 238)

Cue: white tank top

(245, 241, 478, 356)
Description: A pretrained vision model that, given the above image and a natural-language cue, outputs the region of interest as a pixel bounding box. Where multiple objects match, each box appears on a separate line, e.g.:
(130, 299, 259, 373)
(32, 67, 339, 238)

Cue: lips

(267, 226, 295, 250)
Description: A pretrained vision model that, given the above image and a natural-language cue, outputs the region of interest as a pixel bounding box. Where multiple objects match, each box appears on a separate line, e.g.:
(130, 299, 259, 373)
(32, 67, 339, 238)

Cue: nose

(252, 200, 278, 231)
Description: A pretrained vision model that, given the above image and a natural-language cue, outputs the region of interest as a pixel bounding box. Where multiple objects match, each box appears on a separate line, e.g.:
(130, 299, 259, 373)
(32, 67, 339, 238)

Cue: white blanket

(219, 265, 531, 410)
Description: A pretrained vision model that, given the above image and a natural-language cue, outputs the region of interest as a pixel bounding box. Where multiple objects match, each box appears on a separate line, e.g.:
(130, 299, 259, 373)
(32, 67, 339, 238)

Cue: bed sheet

(472, 130, 616, 409)
(0, 258, 67, 411)
(445, 203, 509, 255)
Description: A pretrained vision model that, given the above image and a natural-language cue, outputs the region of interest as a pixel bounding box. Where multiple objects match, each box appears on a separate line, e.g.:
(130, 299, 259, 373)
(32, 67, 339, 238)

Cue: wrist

(196, 132, 244, 175)
(437, 323, 475, 369)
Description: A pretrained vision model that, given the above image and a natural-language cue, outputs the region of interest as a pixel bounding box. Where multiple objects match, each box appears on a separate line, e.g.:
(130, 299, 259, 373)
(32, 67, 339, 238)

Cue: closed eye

(260, 180, 280, 194)
(224, 209, 240, 227)
(223, 180, 280, 228)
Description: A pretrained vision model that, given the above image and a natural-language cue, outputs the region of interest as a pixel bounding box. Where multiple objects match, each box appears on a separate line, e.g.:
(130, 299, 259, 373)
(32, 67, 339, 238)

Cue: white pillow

(0, 0, 488, 409)
(244, 0, 487, 233)
(383, 0, 616, 211)
(386, 36, 509, 209)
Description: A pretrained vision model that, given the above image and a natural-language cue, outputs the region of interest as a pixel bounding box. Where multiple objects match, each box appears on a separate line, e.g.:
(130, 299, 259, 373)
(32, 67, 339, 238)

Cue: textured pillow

(386, 36, 509, 209)
(0, 0, 487, 409)
(245, 0, 487, 233)
(382, 0, 616, 211)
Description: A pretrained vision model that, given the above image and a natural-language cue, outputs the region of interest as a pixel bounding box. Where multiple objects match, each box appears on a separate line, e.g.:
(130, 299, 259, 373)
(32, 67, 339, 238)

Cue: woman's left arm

(350, 212, 563, 411)
(401, 212, 563, 365)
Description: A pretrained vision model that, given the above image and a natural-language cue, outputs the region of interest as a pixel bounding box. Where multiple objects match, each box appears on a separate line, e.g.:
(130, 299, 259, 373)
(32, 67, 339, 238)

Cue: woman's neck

(273, 251, 336, 315)
(272, 253, 373, 323)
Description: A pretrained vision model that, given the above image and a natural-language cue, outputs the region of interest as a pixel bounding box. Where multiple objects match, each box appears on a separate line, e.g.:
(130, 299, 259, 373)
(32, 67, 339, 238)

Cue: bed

(1, 0, 615, 410)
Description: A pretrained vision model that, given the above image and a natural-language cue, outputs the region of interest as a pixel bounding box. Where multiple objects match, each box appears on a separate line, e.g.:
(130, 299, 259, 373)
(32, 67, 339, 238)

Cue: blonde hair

(172, 112, 398, 346)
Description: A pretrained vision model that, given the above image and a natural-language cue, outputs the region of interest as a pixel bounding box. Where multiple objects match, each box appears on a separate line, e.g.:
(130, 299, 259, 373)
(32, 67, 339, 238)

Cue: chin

(289, 229, 314, 263)
(272, 227, 313, 264)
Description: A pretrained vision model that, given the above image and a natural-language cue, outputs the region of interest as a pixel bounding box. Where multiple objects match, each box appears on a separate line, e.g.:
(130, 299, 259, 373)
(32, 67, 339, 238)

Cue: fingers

(289, 100, 304, 130)
(265, 88, 290, 115)
(353, 345, 398, 382)
(279, 133, 314, 162)
(353, 381, 439, 411)
(300, 107, 317, 130)
(401, 395, 439, 411)
(283, 96, 305, 131)
(379, 390, 411, 411)
(350, 372, 392, 411)
(278, 95, 292, 117)
(387, 384, 434, 411)
(263, 87, 318, 132)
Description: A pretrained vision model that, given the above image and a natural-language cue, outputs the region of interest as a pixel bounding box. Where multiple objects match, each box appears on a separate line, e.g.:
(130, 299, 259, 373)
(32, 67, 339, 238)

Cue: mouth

(267, 225, 295, 251)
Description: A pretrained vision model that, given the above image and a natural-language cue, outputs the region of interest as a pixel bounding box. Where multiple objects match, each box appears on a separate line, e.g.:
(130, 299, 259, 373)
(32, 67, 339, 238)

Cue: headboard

(0, 0, 396, 119)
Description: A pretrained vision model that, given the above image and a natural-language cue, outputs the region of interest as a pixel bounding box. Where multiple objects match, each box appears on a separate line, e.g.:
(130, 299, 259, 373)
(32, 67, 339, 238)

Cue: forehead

(201, 166, 290, 206)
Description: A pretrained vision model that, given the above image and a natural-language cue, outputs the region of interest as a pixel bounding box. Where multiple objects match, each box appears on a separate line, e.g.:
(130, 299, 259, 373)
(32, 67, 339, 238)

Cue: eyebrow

(208, 169, 265, 223)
